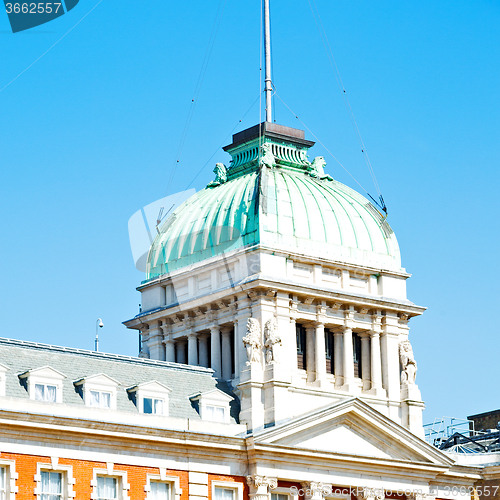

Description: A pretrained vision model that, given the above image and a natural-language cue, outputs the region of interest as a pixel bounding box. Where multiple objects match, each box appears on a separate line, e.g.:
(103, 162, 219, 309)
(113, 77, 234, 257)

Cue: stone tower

(124, 121, 425, 437)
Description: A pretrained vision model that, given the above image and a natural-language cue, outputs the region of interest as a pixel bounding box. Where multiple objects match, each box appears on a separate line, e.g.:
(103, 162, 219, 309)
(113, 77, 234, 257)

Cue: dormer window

(35, 384, 57, 402)
(74, 374, 120, 410)
(144, 397, 163, 414)
(190, 389, 233, 424)
(90, 390, 111, 409)
(127, 381, 171, 416)
(18, 366, 66, 403)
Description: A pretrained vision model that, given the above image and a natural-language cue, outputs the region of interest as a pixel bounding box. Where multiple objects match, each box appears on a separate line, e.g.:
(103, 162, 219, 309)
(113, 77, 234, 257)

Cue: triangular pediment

(253, 398, 453, 465)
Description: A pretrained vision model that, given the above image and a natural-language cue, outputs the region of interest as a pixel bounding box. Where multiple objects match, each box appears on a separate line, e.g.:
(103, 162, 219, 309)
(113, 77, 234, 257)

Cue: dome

(146, 123, 401, 280)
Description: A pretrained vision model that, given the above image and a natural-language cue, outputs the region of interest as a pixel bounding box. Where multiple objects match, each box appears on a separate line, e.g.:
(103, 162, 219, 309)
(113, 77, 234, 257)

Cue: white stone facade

(125, 245, 426, 437)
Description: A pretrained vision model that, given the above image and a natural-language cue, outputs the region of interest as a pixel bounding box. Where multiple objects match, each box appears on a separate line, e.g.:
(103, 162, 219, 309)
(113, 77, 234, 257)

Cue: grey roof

(0, 337, 239, 422)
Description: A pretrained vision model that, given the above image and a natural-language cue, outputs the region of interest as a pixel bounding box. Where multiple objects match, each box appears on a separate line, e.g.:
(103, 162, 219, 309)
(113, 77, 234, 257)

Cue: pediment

(253, 398, 453, 465)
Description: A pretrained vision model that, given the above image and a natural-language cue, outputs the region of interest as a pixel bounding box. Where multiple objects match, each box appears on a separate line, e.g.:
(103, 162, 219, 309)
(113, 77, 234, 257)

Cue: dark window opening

(296, 324, 306, 370)
(325, 329, 334, 374)
(353, 332, 362, 378)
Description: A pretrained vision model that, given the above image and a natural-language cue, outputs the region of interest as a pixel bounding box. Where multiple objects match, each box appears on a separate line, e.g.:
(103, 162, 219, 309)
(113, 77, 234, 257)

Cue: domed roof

(146, 123, 401, 280)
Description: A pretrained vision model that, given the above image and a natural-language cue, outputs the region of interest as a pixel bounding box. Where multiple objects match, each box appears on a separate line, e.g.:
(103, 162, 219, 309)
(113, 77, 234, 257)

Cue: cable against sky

(0, 0, 104, 93)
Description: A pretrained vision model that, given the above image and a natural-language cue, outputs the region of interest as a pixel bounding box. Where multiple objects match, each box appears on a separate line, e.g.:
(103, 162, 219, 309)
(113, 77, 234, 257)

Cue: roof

(0, 337, 239, 422)
(146, 125, 401, 280)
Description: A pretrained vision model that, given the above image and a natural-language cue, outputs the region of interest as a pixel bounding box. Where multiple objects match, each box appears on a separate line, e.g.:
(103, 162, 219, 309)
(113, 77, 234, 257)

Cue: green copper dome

(146, 123, 401, 280)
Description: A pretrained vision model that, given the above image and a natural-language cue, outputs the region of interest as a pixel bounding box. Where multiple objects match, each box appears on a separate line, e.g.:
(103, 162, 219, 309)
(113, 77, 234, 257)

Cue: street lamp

(95, 318, 104, 352)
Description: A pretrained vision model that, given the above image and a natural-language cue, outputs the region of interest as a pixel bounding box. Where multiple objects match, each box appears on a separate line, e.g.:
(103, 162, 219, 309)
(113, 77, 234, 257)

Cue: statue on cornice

(399, 340, 417, 384)
(264, 317, 281, 364)
(207, 163, 227, 187)
(242, 318, 261, 365)
(307, 156, 333, 180)
(259, 142, 276, 169)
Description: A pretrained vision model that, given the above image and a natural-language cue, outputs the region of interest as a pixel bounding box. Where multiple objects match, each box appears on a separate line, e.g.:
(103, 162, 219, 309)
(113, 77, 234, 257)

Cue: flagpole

(264, 0, 272, 123)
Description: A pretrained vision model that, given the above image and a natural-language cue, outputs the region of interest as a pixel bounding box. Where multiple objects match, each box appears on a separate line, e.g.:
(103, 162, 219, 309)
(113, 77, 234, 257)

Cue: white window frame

(19, 366, 66, 403)
(0, 458, 18, 500)
(271, 489, 290, 500)
(0, 363, 9, 397)
(89, 390, 112, 409)
(34, 459, 76, 500)
(144, 471, 181, 500)
(190, 389, 233, 424)
(34, 383, 58, 403)
(127, 381, 171, 416)
(211, 481, 243, 500)
(91, 465, 129, 500)
(74, 374, 120, 411)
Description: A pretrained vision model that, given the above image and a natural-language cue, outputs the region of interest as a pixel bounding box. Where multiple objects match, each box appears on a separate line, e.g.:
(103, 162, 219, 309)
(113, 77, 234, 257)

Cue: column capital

(187, 331, 198, 339)
(301, 482, 329, 500)
(246, 475, 277, 490)
(355, 488, 385, 500)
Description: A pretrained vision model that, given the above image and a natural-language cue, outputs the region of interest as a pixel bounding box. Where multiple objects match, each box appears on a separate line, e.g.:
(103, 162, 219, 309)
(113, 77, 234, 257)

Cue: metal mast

(264, 0, 272, 122)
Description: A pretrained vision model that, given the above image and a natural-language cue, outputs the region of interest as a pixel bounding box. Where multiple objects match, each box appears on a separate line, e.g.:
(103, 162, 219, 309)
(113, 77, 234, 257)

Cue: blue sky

(0, 0, 498, 425)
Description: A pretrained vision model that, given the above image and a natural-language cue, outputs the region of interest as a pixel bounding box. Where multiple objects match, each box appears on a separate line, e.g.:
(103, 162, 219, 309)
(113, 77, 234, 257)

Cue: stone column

(210, 325, 221, 378)
(368, 330, 386, 396)
(305, 326, 315, 382)
(187, 333, 198, 366)
(333, 332, 343, 387)
(342, 326, 355, 390)
(147, 323, 164, 361)
(198, 334, 209, 368)
(138, 325, 150, 358)
(314, 323, 327, 386)
(176, 340, 187, 364)
(246, 476, 277, 500)
(359, 332, 371, 390)
(221, 328, 232, 380)
(164, 334, 176, 363)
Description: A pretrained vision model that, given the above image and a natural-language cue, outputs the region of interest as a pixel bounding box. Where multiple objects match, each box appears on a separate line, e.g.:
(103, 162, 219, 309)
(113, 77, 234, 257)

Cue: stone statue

(242, 318, 261, 365)
(259, 142, 276, 169)
(399, 340, 417, 384)
(207, 163, 227, 187)
(264, 317, 281, 364)
(307, 156, 332, 180)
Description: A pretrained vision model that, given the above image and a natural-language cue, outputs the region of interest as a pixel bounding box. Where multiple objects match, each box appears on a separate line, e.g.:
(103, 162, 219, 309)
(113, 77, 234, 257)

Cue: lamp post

(95, 318, 104, 351)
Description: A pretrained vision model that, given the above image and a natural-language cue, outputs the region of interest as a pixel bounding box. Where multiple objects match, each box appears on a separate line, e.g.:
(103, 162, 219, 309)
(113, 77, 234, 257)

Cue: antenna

(263, 0, 272, 122)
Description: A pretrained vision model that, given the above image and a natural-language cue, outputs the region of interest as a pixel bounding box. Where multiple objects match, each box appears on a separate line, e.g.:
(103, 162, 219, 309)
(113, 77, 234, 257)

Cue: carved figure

(259, 142, 276, 169)
(207, 163, 227, 187)
(242, 318, 261, 365)
(399, 340, 417, 384)
(307, 156, 332, 180)
(264, 317, 281, 364)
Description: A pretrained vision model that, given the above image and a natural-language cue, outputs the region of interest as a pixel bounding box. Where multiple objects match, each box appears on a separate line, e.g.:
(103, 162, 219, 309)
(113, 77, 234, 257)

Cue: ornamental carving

(259, 143, 276, 169)
(307, 156, 332, 180)
(207, 163, 227, 188)
(242, 318, 262, 365)
(264, 317, 281, 364)
(246, 475, 277, 489)
(355, 488, 385, 500)
(399, 339, 417, 385)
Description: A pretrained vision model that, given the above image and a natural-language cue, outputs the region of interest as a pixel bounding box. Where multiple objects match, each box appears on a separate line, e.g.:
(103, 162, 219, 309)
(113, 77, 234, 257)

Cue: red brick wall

(0, 452, 243, 500)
